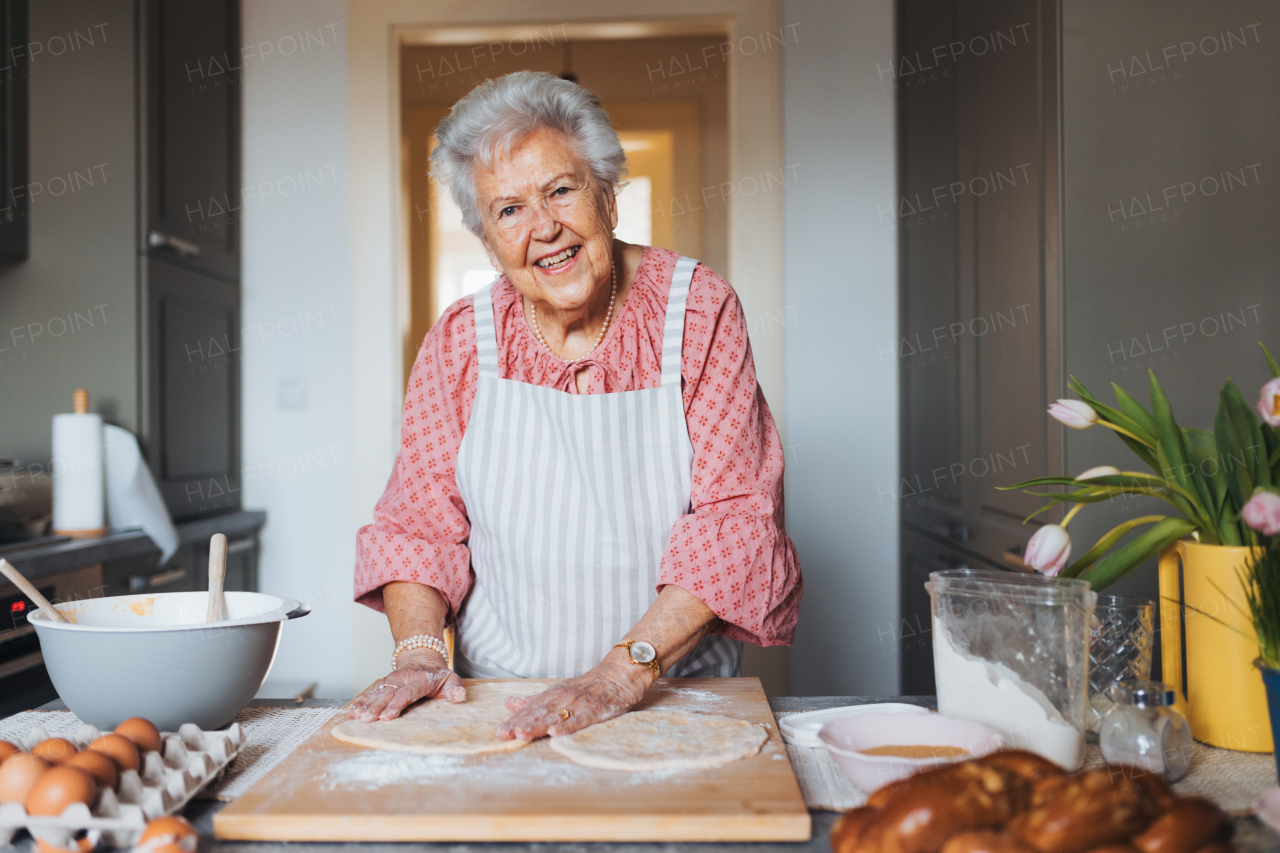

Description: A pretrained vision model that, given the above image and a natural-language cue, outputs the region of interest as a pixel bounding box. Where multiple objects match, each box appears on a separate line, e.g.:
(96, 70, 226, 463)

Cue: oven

(0, 564, 104, 715)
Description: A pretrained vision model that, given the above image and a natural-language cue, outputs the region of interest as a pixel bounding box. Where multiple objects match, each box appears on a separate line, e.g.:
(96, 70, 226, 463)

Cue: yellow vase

(1158, 538, 1271, 752)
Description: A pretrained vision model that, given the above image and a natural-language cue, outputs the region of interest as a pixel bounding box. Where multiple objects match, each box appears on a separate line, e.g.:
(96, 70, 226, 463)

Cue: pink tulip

(1025, 524, 1072, 577)
(1242, 491, 1280, 536)
(1259, 378, 1280, 428)
(1048, 399, 1098, 430)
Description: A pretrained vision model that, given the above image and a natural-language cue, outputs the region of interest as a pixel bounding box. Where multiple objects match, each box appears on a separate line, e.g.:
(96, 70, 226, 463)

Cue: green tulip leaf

(1263, 342, 1280, 379)
(1216, 398, 1252, 510)
(1184, 427, 1229, 515)
(1224, 379, 1269, 488)
(1080, 517, 1197, 590)
(1069, 377, 1154, 446)
(1061, 515, 1172, 579)
(1111, 383, 1159, 438)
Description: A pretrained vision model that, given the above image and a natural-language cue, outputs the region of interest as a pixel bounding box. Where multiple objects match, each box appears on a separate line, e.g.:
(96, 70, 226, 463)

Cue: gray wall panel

(0, 0, 139, 463)
(784, 0, 899, 696)
(1062, 0, 1279, 604)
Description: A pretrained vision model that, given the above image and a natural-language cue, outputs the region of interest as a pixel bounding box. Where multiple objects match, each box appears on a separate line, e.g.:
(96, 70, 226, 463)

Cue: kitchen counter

(0, 511, 266, 583)
(19, 695, 1274, 853)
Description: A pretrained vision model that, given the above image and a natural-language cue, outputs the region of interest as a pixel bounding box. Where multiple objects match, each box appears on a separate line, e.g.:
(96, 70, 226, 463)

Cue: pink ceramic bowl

(818, 712, 1004, 792)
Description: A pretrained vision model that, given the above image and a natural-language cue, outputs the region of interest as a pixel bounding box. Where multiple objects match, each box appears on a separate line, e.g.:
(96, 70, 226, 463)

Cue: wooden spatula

(206, 533, 228, 623)
(0, 558, 70, 622)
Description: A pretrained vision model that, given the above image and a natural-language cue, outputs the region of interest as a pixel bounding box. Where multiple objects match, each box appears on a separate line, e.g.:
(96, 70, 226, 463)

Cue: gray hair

(429, 71, 627, 238)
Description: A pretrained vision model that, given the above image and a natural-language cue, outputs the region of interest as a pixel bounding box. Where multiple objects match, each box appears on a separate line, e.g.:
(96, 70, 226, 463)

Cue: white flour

(324, 745, 687, 791)
(665, 688, 727, 706)
(934, 624, 1084, 769)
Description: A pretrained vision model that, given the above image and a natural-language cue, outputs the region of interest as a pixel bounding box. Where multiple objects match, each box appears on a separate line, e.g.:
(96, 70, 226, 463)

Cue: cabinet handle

(148, 230, 202, 257)
(226, 537, 255, 555)
(1003, 545, 1033, 573)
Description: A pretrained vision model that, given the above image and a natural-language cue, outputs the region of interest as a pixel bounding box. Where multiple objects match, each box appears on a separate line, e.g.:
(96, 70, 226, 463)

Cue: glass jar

(1099, 681, 1193, 781)
(928, 569, 1096, 770)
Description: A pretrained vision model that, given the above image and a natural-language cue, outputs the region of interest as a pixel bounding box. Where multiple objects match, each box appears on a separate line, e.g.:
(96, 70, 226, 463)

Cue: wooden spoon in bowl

(205, 533, 228, 623)
(0, 558, 70, 622)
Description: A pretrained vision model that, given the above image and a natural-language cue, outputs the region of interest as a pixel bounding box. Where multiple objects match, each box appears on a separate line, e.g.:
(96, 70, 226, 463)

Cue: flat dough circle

(332, 682, 547, 755)
(549, 709, 767, 771)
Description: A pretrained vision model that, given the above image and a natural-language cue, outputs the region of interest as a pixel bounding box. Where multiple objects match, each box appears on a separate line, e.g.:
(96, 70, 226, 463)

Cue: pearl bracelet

(392, 633, 448, 669)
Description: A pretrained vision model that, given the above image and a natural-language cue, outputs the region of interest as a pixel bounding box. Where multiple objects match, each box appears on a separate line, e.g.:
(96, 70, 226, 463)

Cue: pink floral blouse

(354, 246, 802, 647)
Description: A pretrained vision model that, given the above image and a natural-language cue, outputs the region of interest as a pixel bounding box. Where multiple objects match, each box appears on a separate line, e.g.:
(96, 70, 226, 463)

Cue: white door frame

(347, 1, 787, 689)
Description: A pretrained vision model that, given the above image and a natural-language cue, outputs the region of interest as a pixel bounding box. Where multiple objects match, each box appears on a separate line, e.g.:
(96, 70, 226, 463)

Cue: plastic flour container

(927, 569, 1095, 769)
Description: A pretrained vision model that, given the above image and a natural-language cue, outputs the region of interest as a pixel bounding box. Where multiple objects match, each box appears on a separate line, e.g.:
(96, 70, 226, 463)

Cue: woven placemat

(774, 711, 1278, 814)
(0, 707, 340, 802)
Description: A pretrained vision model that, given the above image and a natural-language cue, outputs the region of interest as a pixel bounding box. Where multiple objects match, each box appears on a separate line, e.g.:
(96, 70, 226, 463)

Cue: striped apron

(453, 255, 741, 680)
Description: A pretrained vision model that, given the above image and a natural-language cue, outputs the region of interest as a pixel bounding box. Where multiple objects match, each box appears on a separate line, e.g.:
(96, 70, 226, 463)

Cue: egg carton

(0, 721, 243, 849)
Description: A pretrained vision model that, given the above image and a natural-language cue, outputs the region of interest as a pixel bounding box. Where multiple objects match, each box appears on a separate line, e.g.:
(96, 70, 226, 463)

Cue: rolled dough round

(549, 709, 768, 771)
(332, 681, 547, 755)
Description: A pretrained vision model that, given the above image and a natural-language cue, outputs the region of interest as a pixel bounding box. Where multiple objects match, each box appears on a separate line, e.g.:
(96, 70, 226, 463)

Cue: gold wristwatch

(614, 640, 661, 682)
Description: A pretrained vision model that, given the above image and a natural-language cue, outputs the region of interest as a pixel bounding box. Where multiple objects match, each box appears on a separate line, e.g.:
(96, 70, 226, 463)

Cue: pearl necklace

(529, 262, 617, 364)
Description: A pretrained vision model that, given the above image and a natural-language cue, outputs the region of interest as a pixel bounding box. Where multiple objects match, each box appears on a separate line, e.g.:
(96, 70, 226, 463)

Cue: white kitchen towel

(104, 424, 178, 564)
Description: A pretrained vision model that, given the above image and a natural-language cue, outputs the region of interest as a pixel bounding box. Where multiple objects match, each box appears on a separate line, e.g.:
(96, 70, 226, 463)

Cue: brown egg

(0, 741, 20, 762)
(87, 734, 139, 772)
(24, 765, 96, 816)
(114, 717, 163, 754)
(65, 750, 118, 789)
(0, 753, 50, 803)
(138, 815, 198, 853)
(36, 837, 95, 853)
(31, 738, 78, 764)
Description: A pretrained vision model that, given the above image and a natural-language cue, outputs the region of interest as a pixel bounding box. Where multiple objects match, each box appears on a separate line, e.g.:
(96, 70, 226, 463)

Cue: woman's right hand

(344, 650, 466, 722)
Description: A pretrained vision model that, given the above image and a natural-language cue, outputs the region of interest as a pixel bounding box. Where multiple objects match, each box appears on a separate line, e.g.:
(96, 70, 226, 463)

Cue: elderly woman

(350, 71, 801, 740)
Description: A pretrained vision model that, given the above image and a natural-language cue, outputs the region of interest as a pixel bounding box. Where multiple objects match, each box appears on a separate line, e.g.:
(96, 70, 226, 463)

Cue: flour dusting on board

(325, 745, 687, 791)
(665, 687, 726, 706)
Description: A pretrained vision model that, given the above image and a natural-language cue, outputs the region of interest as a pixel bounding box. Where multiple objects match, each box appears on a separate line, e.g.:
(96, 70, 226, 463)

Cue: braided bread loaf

(831, 750, 1231, 853)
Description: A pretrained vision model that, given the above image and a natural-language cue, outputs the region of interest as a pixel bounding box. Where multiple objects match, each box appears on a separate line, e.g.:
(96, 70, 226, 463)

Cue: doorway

(399, 34, 728, 381)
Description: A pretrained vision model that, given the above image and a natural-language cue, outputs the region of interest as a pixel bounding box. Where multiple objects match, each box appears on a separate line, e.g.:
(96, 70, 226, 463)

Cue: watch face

(630, 641, 657, 664)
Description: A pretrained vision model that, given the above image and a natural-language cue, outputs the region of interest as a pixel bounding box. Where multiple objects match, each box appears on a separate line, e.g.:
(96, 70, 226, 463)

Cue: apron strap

(472, 282, 500, 380)
(661, 256, 698, 386)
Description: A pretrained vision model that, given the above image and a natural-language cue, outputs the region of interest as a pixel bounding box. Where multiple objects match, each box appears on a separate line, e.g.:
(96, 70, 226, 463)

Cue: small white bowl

(818, 712, 1004, 792)
(780, 703, 931, 748)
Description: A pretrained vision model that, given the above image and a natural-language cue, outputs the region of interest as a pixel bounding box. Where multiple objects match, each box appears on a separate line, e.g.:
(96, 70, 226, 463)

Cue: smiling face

(474, 126, 618, 317)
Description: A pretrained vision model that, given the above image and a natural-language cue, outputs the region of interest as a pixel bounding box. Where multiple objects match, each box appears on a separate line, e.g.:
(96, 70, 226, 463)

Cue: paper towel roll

(52, 412, 106, 536)
(104, 425, 179, 565)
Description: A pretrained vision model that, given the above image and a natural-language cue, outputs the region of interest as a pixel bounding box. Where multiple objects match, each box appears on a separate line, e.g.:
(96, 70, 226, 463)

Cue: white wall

(241, 0, 353, 697)
(783, 0, 900, 695)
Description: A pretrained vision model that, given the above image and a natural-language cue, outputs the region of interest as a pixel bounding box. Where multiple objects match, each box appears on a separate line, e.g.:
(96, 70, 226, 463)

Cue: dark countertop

(0, 510, 266, 583)
(18, 694, 1270, 853)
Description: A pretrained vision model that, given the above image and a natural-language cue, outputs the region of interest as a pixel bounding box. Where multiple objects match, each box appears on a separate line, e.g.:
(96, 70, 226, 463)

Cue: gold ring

(558, 708, 571, 721)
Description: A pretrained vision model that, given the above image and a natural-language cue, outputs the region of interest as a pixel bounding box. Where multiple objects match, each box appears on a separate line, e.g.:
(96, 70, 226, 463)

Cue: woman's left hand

(496, 656, 647, 739)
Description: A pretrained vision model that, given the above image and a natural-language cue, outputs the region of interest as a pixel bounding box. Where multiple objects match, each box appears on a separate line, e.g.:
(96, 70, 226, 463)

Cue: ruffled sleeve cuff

(657, 513, 802, 647)
(354, 524, 472, 616)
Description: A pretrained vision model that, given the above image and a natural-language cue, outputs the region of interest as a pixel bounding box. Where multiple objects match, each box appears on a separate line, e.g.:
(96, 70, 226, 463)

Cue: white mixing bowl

(30, 591, 309, 730)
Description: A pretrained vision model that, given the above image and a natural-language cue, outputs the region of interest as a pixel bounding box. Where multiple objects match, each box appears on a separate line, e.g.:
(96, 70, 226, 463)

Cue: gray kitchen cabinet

(147, 257, 241, 519)
(898, 0, 1060, 589)
(140, 0, 242, 520)
(0, 0, 28, 260)
(0, 1, 242, 524)
(898, 0, 1280, 667)
(143, 0, 240, 281)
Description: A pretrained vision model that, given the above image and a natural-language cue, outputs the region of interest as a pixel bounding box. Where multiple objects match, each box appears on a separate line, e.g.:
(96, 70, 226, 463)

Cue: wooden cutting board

(214, 677, 810, 842)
